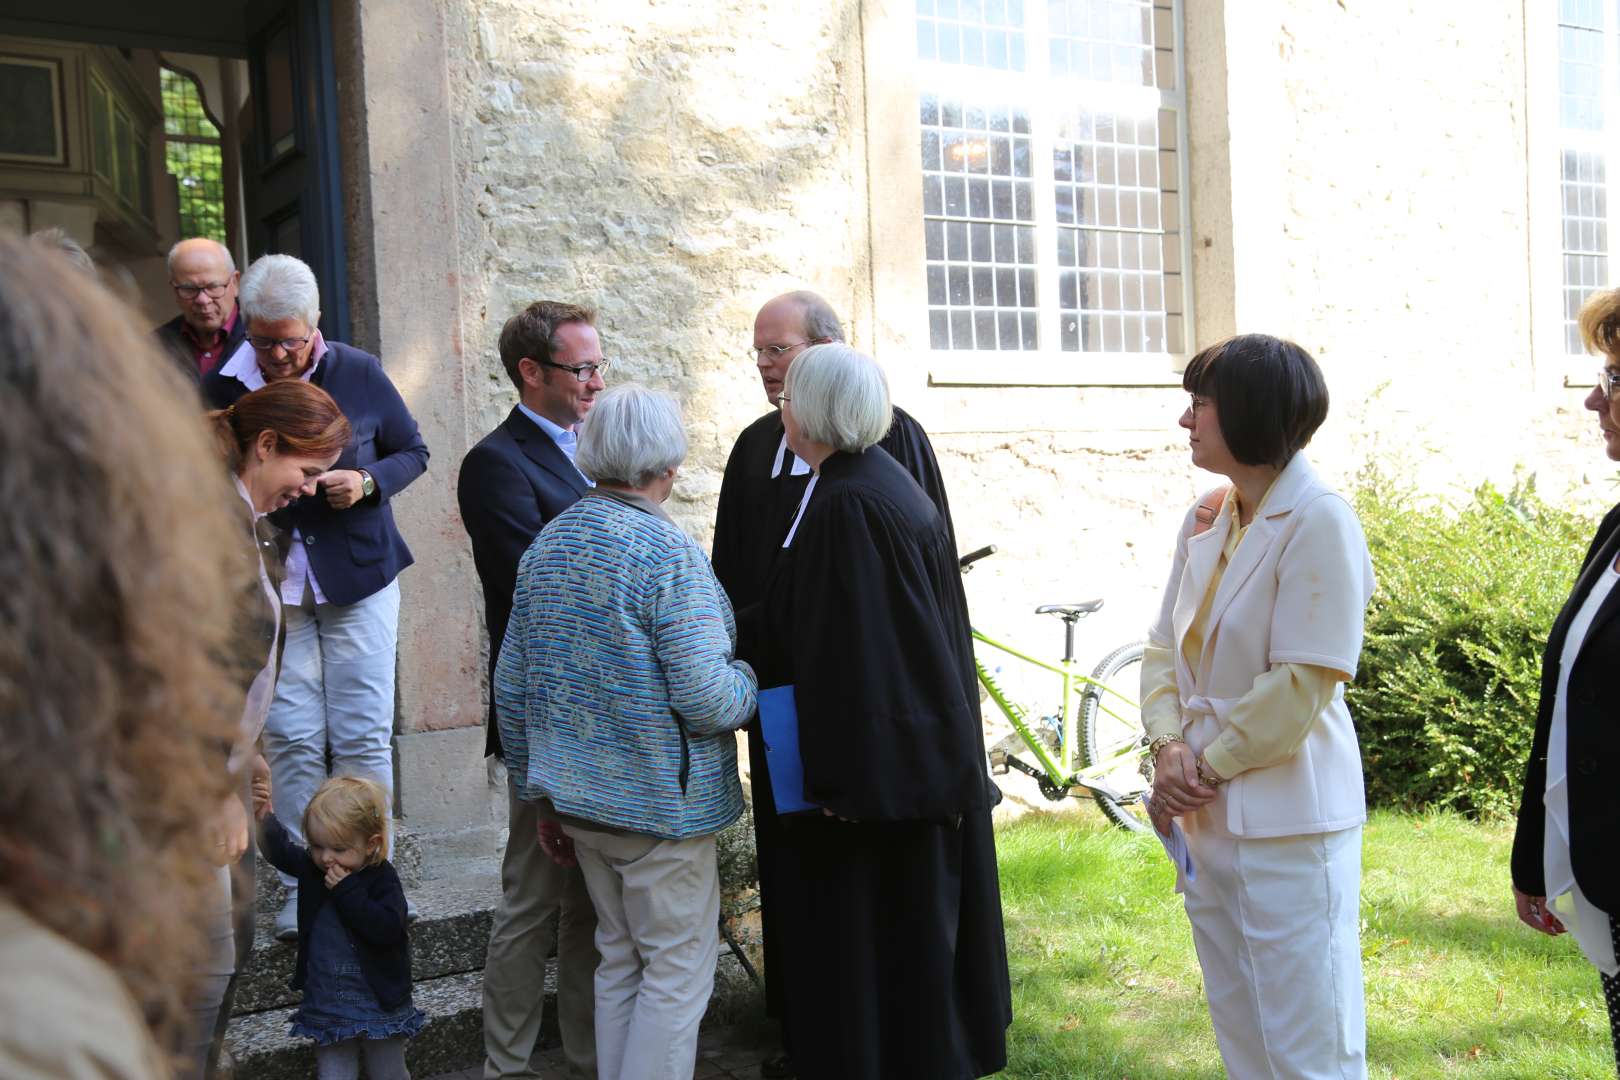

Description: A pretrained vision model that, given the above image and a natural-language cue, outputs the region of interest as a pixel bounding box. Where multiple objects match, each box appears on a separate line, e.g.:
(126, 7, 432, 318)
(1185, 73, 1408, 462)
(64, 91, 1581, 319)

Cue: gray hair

(786, 290, 845, 343)
(238, 253, 320, 328)
(165, 238, 235, 276)
(576, 384, 688, 488)
(783, 343, 891, 453)
(31, 228, 95, 277)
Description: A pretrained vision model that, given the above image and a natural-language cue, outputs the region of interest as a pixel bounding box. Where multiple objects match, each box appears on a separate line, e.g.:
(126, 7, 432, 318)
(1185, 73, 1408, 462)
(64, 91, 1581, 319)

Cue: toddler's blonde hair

(303, 776, 390, 866)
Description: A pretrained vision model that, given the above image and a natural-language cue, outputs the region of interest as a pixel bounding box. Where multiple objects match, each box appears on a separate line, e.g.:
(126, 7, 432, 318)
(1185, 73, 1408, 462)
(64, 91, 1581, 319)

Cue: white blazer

(1148, 453, 1376, 838)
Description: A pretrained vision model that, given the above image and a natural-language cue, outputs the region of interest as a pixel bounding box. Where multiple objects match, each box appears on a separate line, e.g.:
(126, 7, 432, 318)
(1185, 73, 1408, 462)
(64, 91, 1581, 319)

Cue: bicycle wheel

(1077, 640, 1152, 833)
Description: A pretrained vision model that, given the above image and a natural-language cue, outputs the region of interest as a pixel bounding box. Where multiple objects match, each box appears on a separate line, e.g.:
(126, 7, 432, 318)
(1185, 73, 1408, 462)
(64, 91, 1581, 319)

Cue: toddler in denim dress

(257, 775, 424, 1079)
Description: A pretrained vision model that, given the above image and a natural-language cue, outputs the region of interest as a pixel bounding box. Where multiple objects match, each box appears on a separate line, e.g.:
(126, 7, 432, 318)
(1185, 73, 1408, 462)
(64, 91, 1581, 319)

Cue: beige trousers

(483, 778, 599, 1079)
(559, 826, 719, 1080)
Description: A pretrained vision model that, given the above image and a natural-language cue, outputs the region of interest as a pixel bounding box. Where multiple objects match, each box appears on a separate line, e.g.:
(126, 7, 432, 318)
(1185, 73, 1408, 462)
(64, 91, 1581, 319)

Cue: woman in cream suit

(1142, 333, 1376, 1079)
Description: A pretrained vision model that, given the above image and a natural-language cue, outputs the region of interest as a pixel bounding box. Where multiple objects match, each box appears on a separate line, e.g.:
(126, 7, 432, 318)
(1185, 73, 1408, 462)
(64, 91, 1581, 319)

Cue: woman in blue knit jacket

(494, 383, 758, 1080)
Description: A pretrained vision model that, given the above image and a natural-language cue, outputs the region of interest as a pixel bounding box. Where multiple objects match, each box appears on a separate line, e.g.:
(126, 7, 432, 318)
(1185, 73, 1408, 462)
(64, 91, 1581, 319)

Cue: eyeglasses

(750, 338, 830, 364)
(1188, 394, 1212, 415)
(1601, 369, 1620, 400)
(249, 335, 312, 353)
(172, 281, 233, 300)
(540, 358, 610, 383)
(778, 394, 791, 404)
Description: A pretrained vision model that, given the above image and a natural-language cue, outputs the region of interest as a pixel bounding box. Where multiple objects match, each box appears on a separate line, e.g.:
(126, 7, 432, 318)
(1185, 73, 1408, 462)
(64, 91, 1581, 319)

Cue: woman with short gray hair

(237, 252, 321, 329)
(575, 382, 689, 488)
(747, 344, 1011, 1080)
(202, 253, 429, 941)
(496, 383, 757, 1080)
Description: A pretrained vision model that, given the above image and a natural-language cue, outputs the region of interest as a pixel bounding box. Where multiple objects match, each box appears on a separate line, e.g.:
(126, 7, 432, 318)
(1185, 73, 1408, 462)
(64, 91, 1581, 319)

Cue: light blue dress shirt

(518, 402, 592, 487)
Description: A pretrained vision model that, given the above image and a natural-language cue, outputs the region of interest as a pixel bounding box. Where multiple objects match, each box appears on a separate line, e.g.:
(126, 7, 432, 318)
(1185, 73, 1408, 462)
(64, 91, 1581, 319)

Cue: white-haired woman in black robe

(744, 342, 1011, 1080)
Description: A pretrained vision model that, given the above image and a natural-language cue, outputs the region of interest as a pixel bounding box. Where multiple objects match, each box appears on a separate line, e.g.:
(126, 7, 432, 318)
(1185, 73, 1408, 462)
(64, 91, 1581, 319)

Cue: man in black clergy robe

(709, 291, 959, 1076)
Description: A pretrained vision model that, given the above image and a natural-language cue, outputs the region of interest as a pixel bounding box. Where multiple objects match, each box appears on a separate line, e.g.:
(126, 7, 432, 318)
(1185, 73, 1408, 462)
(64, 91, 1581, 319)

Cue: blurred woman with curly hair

(0, 232, 252, 1077)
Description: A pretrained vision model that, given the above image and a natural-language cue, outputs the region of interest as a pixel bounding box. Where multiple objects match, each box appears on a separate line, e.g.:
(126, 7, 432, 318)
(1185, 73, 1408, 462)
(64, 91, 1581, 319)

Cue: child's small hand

(251, 778, 272, 821)
(324, 863, 351, 890)
(250, 754, 272, 820)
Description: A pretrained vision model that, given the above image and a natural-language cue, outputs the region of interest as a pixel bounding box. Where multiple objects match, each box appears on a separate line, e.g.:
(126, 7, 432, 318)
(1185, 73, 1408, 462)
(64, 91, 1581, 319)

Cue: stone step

(225, 969, 484, 1080)
(235, 845, 502, 1015)
(224, 952, 761, 1079)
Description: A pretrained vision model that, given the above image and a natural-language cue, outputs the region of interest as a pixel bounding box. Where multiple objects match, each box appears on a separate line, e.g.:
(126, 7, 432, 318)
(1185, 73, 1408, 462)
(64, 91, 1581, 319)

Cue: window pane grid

(1557, 5, 1611, 356)
(1046, 0, 1154, 86)
(921, 92, 1041, 351)
(915, 0, 1185, 359)
(161, 67, 227, 245)
(1050, 105, 1166, 352)
(916, 0, 1029, 71)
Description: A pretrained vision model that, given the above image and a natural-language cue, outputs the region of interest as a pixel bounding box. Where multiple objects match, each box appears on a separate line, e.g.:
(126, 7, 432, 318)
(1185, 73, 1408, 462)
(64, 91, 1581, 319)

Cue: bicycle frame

(974, 627, 1078, 781)
(974, 627, 1146, 793)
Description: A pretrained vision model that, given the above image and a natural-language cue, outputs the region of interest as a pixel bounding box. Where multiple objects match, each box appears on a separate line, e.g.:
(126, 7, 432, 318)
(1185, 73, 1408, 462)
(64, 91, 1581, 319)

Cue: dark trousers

(1602, 917, 1620, 1075)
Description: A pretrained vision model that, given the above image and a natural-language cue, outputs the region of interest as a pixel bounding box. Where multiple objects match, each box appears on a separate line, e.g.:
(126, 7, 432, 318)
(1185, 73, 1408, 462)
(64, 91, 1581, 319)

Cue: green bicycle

(960, 545, 1152, 833)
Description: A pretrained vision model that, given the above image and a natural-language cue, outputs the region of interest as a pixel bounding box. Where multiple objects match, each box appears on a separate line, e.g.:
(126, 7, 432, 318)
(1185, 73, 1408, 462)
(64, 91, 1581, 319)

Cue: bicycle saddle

(1035, 600, 1104, 619)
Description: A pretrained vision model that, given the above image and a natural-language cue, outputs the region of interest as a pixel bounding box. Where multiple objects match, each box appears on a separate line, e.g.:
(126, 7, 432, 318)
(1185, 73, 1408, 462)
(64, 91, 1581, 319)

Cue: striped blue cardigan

(493, 490, 757, 839)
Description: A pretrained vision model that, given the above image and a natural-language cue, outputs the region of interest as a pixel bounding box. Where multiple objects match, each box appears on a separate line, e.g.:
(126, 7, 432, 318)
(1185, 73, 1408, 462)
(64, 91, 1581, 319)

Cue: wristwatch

(358, 469, 376, 499)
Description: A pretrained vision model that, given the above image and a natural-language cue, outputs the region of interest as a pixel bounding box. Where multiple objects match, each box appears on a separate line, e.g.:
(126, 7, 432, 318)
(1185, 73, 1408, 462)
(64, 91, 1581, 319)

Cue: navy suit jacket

(457, 406, 589, 758)
(201, 341, 430, 606)
(155, 311, 247, 384)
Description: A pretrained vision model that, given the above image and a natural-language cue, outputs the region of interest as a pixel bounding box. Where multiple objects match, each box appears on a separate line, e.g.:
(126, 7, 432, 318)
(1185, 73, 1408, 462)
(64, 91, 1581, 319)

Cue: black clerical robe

(748, 449, 1010, 1080)
(711, 403, 960, 1029)
(711, 404, 955, 613)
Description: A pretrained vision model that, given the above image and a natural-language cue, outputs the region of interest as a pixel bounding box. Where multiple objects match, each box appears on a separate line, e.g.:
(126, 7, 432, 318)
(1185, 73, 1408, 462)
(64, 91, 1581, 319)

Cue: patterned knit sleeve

(650, 538, 757, 737)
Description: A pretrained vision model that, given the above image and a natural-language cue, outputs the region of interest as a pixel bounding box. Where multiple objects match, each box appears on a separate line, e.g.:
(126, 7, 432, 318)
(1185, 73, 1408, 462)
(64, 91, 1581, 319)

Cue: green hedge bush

(1347, 471, 1601, 818)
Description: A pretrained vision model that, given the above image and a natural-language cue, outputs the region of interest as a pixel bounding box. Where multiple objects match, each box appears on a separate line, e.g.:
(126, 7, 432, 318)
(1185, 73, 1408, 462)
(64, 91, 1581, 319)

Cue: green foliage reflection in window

(161, 67, 226, 244)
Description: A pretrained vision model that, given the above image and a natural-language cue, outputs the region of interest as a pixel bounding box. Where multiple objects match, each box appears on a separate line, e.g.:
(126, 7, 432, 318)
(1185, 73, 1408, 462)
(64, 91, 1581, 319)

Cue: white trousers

(558, 826, 719, 1080)
(1181, 816, 1366, 1080)
(263, 578, 400, 888)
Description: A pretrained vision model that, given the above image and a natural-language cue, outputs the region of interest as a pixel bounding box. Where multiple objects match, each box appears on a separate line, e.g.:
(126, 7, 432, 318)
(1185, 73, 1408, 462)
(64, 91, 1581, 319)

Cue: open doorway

(0, 0, 349, 340)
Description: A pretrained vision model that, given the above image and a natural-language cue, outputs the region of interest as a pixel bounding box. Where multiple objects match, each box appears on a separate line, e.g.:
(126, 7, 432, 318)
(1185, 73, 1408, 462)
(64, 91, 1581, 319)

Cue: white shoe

(273, 894, 298, 942)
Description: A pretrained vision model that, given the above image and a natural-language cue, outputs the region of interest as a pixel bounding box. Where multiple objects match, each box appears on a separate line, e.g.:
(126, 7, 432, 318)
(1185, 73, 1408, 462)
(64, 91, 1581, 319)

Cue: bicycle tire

(1077, 640, 1152, 833)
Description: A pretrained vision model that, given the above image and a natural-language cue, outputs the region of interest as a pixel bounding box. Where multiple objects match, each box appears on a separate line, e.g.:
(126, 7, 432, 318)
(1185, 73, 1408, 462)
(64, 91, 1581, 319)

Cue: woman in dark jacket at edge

(742, 342, 1011, 1080)
(1513, 286, 1620, 1071)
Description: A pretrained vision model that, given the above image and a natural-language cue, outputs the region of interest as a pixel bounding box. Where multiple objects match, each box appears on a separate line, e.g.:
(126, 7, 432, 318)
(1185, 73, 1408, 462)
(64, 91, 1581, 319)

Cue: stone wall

(446, 0, 871, 532)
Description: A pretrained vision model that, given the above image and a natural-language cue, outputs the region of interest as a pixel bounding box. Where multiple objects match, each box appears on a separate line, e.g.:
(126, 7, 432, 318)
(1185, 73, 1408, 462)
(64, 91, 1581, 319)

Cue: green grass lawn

(994, 808, 1612, 1079)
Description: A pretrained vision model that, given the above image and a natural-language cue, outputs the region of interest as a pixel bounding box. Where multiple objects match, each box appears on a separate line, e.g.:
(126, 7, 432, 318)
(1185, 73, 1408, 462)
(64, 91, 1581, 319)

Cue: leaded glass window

(918, 0, 1188, 360)
(161, 67, 226, 245)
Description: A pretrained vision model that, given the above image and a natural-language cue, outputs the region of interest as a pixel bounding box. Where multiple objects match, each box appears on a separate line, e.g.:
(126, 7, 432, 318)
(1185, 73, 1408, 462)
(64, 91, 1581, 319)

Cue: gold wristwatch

(1147, 733, 1185, 759)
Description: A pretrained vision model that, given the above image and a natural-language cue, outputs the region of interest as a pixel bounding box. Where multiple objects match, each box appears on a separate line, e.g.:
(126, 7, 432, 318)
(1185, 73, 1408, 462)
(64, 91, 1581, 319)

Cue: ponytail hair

(208, 381, 351, 475)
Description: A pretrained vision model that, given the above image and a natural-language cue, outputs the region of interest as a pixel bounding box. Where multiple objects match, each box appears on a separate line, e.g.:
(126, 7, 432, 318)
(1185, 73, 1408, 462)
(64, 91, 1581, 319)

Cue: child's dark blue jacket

(258, 813, 414, 1011)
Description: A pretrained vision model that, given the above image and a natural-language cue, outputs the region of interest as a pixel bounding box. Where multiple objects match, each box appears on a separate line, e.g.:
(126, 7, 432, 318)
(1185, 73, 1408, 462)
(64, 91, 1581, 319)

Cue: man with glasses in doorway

(710, 290, 957, 1079)
(155, 237, 245, 383)
(458, 300, 607, 1080)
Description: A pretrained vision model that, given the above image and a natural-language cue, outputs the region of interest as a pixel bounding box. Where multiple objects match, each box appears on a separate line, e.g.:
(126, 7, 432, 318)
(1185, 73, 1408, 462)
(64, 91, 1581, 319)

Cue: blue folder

(757, 685, 822, 815)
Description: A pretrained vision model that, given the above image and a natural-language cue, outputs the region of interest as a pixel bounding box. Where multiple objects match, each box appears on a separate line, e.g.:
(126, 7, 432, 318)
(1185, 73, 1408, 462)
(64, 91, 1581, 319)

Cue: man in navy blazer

(458, 300, 605, 1080)
(201, 254, 429, 943)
